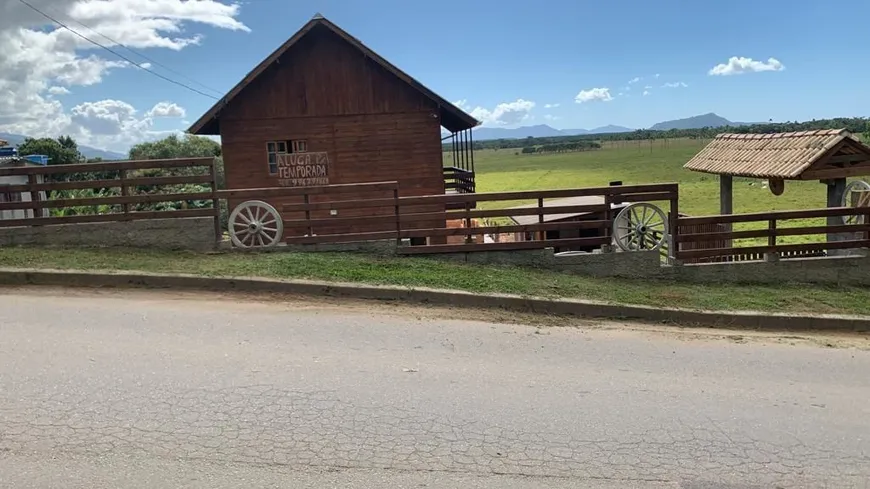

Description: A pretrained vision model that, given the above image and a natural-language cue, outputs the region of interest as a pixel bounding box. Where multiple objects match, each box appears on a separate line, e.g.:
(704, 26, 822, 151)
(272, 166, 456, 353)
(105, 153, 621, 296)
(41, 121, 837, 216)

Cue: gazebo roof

(684, 129, 870, 180)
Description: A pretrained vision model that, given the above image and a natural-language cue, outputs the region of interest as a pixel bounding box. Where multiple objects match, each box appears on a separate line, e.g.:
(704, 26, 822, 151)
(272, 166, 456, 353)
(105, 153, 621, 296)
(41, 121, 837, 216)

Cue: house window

(267, 140, 309, 175)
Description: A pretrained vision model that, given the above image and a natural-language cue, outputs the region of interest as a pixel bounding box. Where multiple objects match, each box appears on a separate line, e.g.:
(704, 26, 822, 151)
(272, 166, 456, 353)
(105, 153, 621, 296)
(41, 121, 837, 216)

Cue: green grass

(458, 138, 828, 214)
(2, 246, 869, 316)
(447, 138, 859, 244)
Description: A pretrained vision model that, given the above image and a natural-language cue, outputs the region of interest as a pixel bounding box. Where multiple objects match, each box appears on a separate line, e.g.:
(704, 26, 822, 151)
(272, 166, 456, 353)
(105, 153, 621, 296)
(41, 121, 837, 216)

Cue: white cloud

(0, 0, 248, 152)
(543, 114, 560, 121)
(67, 99, 180, 150)
(708, 56, 785, 76)
(654, 73, 660, 79)
(455, 98, 536, 126)
(643, 90, 650, 96)
(544, 103, 560, 108)
(71, 99, 142, 136)
(662, 81, 688, 88)
(644, 85, 652, 89)
(628, 77, 641, 84)
(574, 88, 613, 104)
(147, 101, 186, 118)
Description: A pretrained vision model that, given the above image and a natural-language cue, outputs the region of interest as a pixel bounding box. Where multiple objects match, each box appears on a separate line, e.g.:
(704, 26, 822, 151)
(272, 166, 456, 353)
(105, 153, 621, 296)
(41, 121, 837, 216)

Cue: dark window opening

(267, 140, 309, 175)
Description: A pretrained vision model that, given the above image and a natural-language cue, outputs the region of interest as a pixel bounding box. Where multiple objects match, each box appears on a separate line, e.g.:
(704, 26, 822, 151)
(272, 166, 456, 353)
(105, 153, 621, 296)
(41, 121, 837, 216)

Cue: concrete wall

(0, 217, 215, 251)
(663, 253, 870, 286)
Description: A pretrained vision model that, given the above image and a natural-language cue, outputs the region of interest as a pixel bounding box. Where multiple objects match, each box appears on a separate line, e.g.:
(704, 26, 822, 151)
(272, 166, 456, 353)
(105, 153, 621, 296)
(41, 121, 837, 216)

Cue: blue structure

(22, 154, 49, 165)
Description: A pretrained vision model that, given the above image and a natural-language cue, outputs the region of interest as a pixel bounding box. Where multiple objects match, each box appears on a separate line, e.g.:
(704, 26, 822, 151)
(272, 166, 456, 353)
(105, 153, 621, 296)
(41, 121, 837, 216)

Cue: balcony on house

(442, 127, 475, 209)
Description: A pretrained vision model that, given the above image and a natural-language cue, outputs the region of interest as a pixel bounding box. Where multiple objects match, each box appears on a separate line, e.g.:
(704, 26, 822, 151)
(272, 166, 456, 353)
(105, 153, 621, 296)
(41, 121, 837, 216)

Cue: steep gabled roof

(684, 129, 870, 180)
(188, 14, 479, 135)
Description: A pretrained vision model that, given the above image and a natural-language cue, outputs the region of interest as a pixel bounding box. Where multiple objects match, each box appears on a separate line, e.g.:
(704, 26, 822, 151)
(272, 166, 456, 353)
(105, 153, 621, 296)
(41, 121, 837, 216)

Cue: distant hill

(0, 132, 127, 161)
(648, 113, 754, 131)
(471, 124, 634, 141)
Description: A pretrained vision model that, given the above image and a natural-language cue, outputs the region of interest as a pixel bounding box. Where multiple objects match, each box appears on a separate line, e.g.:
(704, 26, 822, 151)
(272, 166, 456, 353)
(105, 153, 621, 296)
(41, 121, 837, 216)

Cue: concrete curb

(0, 268, 867, 332)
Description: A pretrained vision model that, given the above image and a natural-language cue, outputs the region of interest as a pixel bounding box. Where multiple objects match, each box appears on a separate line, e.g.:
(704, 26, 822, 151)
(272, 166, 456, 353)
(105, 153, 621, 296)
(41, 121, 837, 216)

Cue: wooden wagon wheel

(229, 200, 283, 248)
(841, 180, 870, 225)
(613, 202, 668, 252)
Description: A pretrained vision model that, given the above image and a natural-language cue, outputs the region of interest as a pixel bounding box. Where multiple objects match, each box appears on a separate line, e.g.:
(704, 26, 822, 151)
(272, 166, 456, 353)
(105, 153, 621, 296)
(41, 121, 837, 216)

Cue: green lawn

(457, 138, 829, 214)
(2, 246, 869, 316)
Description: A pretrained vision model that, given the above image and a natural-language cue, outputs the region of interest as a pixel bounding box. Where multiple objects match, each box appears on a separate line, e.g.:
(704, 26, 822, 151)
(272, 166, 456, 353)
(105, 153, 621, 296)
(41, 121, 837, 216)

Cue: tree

(128, 133, 221, 160)
(17, 136, 84, 166)
(126, 133, 226, 227)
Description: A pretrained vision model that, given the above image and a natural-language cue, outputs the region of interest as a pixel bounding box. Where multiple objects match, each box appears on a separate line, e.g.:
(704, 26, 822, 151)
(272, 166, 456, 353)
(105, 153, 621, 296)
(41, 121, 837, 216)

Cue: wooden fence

(267, 182, 679, 255)
(3, 159, 868, 263)
(675, 207, 870, 261)
(0, 157, 221, 239)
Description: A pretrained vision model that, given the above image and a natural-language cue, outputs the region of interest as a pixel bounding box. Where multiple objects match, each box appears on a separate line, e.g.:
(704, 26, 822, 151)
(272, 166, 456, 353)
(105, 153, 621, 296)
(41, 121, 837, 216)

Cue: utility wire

(17, 0, 220, 100)
(55, 7, 225, 97)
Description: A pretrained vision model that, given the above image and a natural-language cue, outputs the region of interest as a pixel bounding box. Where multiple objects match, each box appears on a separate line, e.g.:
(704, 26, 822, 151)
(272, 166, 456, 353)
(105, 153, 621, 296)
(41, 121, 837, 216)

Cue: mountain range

(467, 113, 757, 140)
(2, 113, 756, 156)
(470, 124, 635, 140)
(0, 132, 126, 160)
(648, 112, 754, 131)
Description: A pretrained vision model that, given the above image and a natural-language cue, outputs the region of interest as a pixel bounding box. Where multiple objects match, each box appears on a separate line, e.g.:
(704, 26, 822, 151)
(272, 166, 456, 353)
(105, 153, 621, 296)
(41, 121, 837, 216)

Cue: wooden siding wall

(219, 25, 445, 238)
(222, 26, 436, 119)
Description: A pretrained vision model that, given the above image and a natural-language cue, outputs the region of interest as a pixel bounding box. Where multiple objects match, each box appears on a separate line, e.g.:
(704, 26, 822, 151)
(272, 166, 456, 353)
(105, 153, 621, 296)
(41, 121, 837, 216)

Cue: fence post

(304, 192, 313, 237)
(28, 174, 41, 222)
(393, 187, 401, 246)
(209, 160, 222, 243)
(865, 208, 870, 247)
(537, 197, 544, 241)
(464, 201, 472, 244)
(601, 192, 612, 252)
(119, 169, 130, 217)
(668, 188, 680, 265)
(765, 218, 779, 262)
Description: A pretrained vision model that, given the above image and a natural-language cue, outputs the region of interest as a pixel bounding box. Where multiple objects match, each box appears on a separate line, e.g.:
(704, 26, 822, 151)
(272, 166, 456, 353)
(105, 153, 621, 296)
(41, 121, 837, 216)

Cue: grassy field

(2, 246, 869, 316)
(446, 138, 861, 244)
(453, 138, 830, 214)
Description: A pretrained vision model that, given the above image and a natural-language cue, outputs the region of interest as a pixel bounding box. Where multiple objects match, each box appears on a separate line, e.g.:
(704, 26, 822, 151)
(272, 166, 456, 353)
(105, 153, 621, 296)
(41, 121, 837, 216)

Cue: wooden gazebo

(684, 129, 870, 247)
(686, 129, 870, 209)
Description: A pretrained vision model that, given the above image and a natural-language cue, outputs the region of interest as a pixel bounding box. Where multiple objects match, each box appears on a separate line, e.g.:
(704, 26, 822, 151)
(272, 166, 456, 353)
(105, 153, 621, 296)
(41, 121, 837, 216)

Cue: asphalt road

(1, 288, 869, 489)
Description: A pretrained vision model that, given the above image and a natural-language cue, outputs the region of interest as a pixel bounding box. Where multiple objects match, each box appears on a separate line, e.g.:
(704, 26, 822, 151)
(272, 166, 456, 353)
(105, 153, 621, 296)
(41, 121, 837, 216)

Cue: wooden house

(188, 14, 479, 241)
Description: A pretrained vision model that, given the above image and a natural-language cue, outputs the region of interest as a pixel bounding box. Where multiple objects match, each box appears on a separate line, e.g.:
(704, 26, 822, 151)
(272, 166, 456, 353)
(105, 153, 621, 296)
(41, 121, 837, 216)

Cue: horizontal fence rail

(675, 206, 870, 261)
(0, 157, 221, 239)
(269, 182, 679, 255)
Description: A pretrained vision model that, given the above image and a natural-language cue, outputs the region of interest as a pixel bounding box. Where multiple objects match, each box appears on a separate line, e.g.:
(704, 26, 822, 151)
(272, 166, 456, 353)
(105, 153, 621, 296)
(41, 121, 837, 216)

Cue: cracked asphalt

(1, 288, 869, 488)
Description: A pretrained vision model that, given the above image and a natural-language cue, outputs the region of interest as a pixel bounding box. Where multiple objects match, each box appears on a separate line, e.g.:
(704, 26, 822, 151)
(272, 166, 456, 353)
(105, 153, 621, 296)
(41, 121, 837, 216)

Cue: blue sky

(5, 0, 870, 151)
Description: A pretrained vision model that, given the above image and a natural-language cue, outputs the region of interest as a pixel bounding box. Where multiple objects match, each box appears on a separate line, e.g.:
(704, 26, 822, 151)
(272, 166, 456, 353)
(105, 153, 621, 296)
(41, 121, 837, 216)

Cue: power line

(51, 6, 225, 98)
(17, 0, 220, 100)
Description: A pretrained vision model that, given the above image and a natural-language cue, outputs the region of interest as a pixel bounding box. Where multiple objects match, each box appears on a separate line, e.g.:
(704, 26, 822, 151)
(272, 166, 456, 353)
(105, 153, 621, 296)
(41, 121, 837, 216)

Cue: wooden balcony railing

(443, 166, 475, 194)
